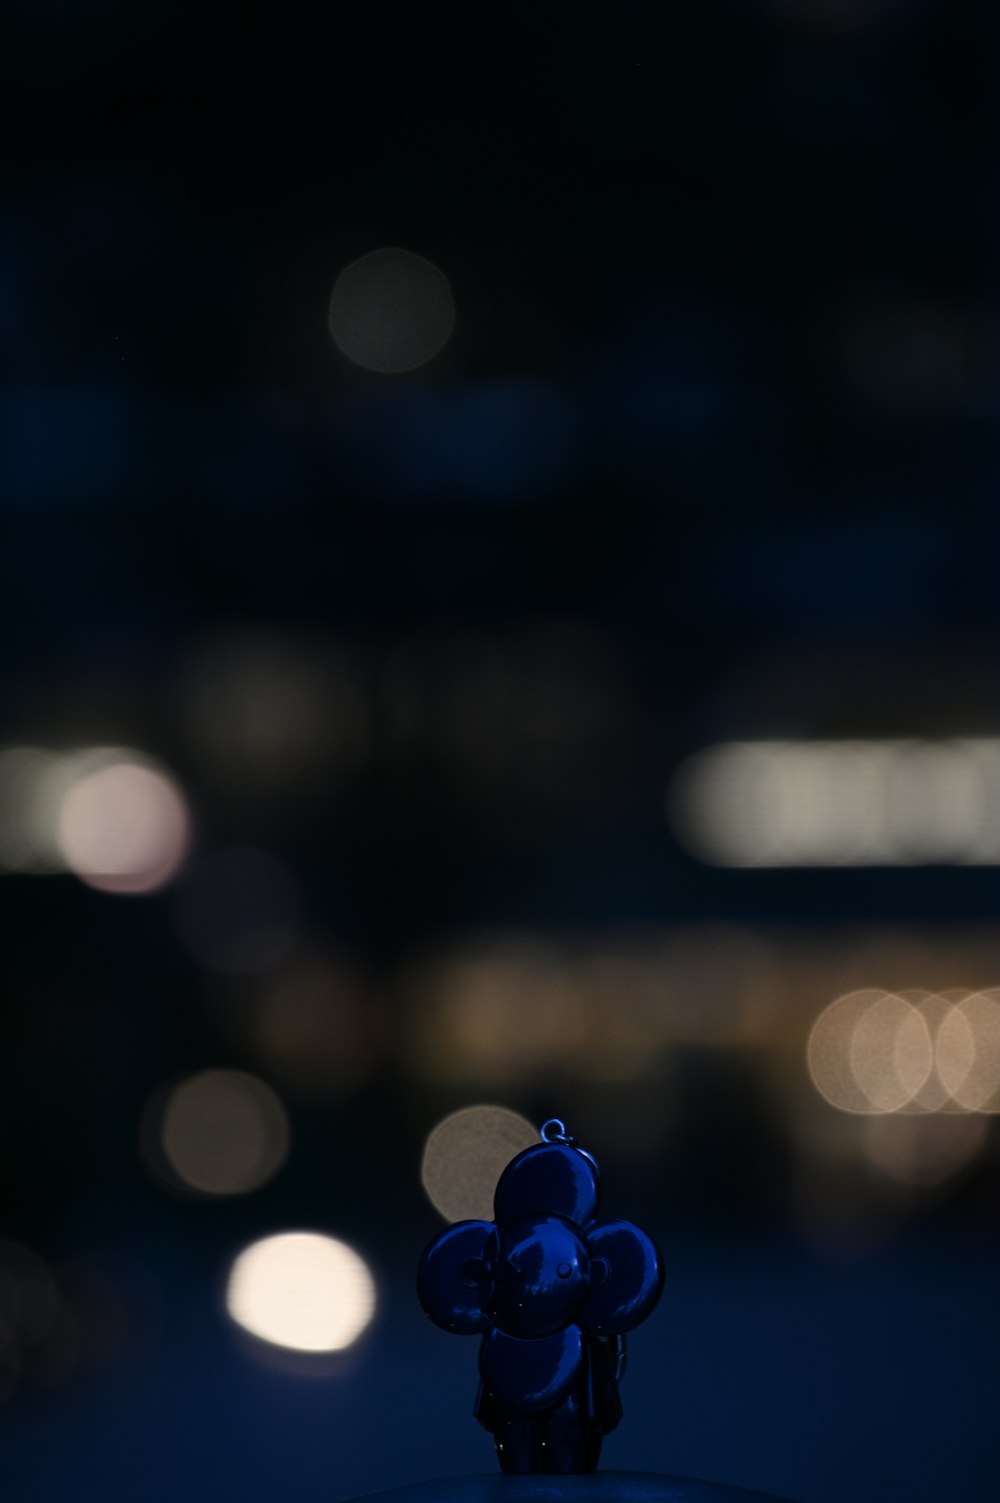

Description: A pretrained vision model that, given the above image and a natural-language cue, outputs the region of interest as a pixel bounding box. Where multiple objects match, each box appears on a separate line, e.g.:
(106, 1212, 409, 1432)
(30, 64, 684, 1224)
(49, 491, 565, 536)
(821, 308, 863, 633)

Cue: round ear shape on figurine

(580, 1220, 663, 1336)
(417, 1220, 493, 1333)
(494, 1143, 600, 1226)
(479, 1324, 584, 1412)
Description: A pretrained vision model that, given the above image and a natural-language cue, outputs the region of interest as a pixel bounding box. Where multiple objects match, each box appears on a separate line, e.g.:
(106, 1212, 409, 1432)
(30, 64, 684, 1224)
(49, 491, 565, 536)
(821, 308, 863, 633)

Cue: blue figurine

(417, 1119, 664, 1474)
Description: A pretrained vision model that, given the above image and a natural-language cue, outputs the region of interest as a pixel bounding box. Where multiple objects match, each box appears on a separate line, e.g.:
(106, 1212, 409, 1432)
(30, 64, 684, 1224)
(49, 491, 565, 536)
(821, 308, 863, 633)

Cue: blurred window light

(149, 1069, 290, 1196)
(328, 247, 455, 374)
(420, 1105, 538, 1222)
(808, 988, 1000, 1116)
(56, 753, 190, 894)
(226, 1232, 375, 1352)
(174, 847, 299, 975)
(668, 739, 1000, 867)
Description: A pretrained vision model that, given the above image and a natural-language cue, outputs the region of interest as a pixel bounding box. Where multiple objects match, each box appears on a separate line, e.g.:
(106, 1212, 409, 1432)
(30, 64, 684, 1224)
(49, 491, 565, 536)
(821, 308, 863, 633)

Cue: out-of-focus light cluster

(328, 247, 455, 374)
(420, 1105, 538, 1222)
(403, 927, 1000, 1198)
(142, 1069, 290, 1197)
(669, 739, 1000, 866)
(407, 930, 774, 1085)
(808, 989, 1000, 1116)
(0, 745, 190, 892)
(226, 1233, 375, 1352)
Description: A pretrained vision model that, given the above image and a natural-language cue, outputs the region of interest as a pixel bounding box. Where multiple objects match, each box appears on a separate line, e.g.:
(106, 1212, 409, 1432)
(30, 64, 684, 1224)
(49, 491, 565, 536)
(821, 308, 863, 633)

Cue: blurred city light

(407, 929, 783, 1086)
(669, 739, 1000, 866)
(177, 631, 367, 796)
(408, 940, 581, 1084)
(328, 246, 455, 374)
(936, 991, 1000, 1111)
(55, 752, 191, 894)
(147, 1069, 290, 1197)
(226, 1232, 375, 1352)
(251, 956, 380, 1098)
(808, 988, 1000, 1116)
(174, 847, 300, 975)
(0, 747, 67, 872)
(420, 1105, 538, 1222)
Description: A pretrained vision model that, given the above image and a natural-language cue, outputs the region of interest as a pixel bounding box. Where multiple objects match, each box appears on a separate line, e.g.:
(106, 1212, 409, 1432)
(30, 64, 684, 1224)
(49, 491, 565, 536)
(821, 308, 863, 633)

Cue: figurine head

(419, 1127, 662, 1360)
(465, 1214, 591, 1338)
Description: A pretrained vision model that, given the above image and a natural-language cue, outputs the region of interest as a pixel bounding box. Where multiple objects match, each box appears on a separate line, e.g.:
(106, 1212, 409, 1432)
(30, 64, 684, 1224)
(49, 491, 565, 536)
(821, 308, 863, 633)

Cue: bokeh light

(808, 990, 910, 1115)
(56, 754, 190, 894)
(669, 739, 1000, 866)
(328, 247, 455, 374)
(174, 847, 300, 975)
(808, 987, 1000, 1117)
(420, 1105, 538, 1222)
(848, 992, 933, 1113)
(149, 1069, 290, 1196)
(408, 941, 580, 1085)
(226, 1232, 375, 1352)
(0, 747, 67, 872)
(936, 990, 1000, 1111)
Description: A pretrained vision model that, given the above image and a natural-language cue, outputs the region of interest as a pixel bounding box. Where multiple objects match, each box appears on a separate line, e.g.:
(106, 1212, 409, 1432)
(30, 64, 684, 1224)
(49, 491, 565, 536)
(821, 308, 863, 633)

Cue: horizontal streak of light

(668, 739, 1000, 867)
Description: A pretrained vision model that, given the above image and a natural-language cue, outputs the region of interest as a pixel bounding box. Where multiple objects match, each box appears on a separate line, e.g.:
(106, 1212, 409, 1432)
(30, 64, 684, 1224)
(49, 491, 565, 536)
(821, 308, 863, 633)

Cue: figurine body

(418, 1121, 663, 1474)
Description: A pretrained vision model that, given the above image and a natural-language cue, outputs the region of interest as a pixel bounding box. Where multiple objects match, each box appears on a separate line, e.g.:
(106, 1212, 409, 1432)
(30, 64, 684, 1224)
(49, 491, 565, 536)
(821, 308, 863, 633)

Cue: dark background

(2, 2, 998, 1501)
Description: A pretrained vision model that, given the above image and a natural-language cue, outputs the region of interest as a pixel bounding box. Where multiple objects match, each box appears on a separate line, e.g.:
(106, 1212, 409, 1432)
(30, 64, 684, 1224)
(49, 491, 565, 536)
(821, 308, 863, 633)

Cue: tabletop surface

(339, 1471, 795, 1503)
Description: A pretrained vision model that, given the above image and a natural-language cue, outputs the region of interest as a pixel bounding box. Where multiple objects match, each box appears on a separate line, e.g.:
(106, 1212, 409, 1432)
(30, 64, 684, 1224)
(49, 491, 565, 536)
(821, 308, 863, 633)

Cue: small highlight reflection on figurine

(417, 1118, 664, 1474)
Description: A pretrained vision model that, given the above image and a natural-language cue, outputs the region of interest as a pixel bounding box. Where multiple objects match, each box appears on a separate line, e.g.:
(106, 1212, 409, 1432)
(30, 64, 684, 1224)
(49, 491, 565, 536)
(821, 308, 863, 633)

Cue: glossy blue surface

(479, 1327, 584, 1412)
(495, 1144, 601, 1227)
(582, 1221, 665, 1337)
(417, 1129, 664, 1472)
(486, 1215, 590, 1339)
(417, 1221, 493, 1334)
